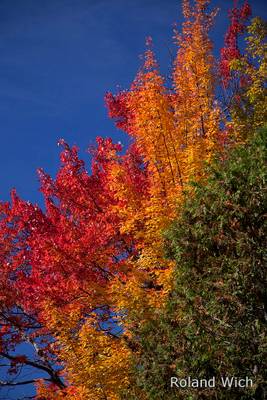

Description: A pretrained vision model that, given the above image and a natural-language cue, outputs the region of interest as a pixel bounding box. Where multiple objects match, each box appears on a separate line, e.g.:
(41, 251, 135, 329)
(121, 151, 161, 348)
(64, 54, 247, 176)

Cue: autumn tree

(106, 0, 222, 322)
(219, 1, 266, 141)
(0, 138, 147, 398)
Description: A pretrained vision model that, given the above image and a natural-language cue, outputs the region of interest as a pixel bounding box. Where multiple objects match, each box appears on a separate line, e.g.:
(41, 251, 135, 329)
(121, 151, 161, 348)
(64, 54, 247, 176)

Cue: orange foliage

(106, 0, 222, 317)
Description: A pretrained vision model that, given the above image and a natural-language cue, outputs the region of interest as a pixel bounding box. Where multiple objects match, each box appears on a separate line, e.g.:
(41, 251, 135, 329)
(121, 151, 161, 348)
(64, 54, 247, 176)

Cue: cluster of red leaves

(0, 139, 148, 321)
(105, 92, 131, 133)
(220, 0, 251, 86)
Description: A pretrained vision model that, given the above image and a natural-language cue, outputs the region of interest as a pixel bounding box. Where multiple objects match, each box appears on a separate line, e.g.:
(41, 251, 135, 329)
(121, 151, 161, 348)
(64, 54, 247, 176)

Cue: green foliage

(126, 128, 267, 400)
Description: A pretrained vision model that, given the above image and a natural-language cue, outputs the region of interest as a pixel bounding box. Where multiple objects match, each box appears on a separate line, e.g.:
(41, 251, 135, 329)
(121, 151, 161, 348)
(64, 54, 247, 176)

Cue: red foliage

(105, 92, 131, 133)
(0, 139, 148, 319)
(220, 1, 251, 86)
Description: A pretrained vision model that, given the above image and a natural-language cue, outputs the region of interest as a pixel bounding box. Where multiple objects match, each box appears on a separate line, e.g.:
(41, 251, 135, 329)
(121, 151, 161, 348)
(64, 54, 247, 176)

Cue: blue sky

(0, 0, 266, 206)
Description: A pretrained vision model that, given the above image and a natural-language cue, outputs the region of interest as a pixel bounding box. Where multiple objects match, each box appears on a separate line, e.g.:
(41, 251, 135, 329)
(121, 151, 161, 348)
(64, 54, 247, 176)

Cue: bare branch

(0, 378, 50, 386)
(0, 352, 66, 389)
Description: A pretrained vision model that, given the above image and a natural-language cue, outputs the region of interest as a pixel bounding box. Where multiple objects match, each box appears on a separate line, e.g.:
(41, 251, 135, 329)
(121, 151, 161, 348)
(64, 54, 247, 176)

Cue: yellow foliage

(229, 17, 267, 141)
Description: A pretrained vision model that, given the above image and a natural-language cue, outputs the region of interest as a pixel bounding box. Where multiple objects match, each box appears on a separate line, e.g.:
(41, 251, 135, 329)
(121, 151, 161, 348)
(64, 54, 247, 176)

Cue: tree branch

(0, 352, 66, 389)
